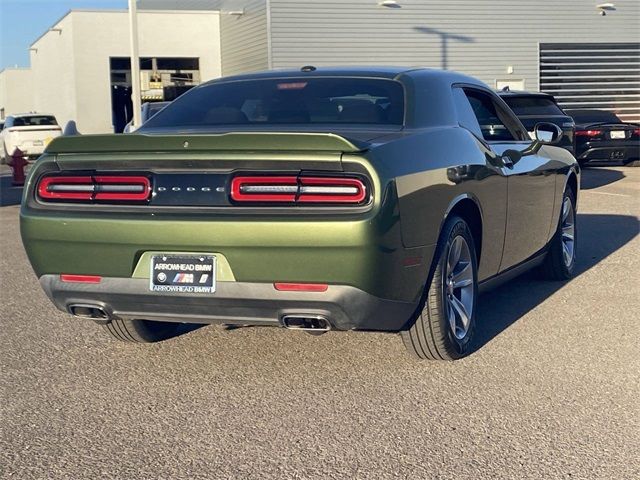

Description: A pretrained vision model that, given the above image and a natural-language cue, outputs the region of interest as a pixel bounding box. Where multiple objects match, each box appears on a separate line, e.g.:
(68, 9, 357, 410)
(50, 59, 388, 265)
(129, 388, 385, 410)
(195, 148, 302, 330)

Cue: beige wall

(29, 13, 78, 130)
(20, 9, 221, 134)
(0, 69, 35, 119)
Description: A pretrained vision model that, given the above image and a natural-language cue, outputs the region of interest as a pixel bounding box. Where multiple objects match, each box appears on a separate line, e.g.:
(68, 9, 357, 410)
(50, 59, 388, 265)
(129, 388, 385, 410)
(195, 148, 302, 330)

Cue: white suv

(0, 113, 62, 163)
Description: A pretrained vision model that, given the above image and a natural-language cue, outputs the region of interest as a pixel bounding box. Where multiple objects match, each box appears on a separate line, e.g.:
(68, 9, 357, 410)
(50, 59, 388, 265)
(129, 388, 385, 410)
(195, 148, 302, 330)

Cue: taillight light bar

(38, 175, 151, 203)
(230, 175, 368, 205)
(575, 129, 602, 137)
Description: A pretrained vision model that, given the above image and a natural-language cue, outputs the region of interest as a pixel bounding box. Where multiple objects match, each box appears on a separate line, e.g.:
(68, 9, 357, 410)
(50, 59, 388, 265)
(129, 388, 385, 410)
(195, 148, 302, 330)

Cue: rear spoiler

(45, 132, 368, 154)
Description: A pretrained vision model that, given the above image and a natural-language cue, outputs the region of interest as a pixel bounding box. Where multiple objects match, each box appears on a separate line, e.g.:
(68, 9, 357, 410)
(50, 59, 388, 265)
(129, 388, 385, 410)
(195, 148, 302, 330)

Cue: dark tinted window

(452, 88, 483, 138)
(142, 77, 405, 128)
(12, 115, 58, 127)
(464, 89, 520, 142)
(566, 109, 622, 124)
(502, 96, 564, 116)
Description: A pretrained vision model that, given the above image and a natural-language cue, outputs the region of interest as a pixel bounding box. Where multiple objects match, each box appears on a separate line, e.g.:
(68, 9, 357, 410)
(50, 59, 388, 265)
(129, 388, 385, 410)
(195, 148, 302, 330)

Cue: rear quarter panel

(360, 126, 508, 282)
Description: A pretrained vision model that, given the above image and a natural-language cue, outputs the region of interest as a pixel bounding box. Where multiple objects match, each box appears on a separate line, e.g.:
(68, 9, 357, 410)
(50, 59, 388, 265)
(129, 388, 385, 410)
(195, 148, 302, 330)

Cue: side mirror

(534, 122, 563, 145)
(504, 122, 564, 164)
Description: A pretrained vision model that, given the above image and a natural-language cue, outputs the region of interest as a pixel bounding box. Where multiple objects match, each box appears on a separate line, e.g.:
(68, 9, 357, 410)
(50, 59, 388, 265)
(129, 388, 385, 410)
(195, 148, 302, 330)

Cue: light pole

(128, 0, 142, 129)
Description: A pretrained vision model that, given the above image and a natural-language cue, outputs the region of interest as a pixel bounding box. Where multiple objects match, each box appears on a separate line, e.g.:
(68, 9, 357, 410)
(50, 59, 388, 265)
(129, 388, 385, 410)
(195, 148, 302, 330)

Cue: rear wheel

(401, 216, 478, 361)
(541, 188, 577, 280)
(103, 319, 184, 343)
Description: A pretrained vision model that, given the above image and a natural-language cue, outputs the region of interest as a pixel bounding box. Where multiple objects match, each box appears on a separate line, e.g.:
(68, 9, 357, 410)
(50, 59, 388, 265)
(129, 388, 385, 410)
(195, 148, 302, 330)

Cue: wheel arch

(442, 194, 483, 264)
(565, 168, 579, 198)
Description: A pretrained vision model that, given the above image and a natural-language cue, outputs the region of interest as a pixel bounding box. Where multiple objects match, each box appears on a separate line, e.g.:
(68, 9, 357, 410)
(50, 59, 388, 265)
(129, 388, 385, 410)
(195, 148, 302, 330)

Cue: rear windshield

(142, 77, 405, 128)
(13, 115, 58, 127)
(502, 96, 564, 116)
(566, 109, 622, 124)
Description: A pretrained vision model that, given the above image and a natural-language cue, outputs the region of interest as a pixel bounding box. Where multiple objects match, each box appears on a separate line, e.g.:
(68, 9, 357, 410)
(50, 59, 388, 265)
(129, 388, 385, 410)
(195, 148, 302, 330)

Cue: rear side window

(502, 96, 564, 116)
(454, 88, 527, 142)
(453, 88, 483, 138)
(12, 115, 58, 127)
(142, 77, 405, 128)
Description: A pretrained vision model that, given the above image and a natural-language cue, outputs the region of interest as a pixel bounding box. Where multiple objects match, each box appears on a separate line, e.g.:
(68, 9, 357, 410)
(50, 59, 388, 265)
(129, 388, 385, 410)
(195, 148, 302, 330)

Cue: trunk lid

(33, 131, 381, 209)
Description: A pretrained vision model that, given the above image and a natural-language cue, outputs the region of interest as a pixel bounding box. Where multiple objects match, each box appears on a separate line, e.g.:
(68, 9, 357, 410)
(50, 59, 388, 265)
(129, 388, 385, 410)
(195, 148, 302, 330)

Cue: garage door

(539, 43, 640, 123)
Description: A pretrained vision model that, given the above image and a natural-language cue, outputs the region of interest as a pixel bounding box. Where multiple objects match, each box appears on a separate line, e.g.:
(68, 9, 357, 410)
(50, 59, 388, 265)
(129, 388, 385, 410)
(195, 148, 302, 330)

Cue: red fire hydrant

(8, 147, 28, 186)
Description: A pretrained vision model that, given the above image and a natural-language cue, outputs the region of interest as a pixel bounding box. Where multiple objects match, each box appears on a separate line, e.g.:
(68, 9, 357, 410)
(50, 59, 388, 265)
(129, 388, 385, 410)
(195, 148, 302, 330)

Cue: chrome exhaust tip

(68, 304, 110, 324)
(282, 315, 331, 332)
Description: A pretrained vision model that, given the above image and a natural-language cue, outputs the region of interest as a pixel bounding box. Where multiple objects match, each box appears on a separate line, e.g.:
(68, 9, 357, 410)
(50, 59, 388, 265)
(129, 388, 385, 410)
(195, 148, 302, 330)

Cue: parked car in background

(0, 113, 62, 162)
(22, 67, 579, 361)
(498, 89, 575, 155)
(123, 101, 170, 133)
(566, 109, 640, 167)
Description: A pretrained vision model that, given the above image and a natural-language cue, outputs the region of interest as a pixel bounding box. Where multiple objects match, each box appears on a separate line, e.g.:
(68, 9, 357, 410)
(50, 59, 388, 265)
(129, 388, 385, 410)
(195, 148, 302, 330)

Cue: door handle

(501, 155, 514, 168)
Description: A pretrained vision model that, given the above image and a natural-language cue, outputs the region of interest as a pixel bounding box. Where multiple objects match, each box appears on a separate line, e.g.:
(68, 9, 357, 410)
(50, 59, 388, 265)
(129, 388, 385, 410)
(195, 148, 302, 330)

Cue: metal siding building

(139, 0, 269, 75)
(140, 0, 640, 120)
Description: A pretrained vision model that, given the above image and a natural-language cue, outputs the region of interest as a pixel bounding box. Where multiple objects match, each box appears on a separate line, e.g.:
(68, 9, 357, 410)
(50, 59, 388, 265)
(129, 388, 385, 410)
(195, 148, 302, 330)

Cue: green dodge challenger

(20, 67, 579, 360)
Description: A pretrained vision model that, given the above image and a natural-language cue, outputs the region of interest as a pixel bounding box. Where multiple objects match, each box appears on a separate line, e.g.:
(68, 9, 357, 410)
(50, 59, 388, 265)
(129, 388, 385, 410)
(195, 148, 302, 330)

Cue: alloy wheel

(445, 236, 474, 340)
(561, 196, 576, 268)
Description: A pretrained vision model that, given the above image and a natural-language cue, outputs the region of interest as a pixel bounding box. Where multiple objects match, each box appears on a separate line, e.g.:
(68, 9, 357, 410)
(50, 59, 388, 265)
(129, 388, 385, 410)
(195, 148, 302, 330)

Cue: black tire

(401, 216, 478, 361)
(541, 187, 577, 280)
(624, 159, 640, 167)
(103, 318, 183, 343)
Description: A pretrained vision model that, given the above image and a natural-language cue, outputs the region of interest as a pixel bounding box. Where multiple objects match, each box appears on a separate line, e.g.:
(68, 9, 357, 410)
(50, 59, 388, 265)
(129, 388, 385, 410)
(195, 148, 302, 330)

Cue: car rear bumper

(39, 275, 418, 332)
(577, 144, 640, 162)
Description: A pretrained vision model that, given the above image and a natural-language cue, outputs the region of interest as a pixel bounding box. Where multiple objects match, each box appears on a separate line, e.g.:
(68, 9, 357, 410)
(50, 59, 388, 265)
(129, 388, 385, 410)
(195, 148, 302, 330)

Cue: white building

(0, 9, 221, 133)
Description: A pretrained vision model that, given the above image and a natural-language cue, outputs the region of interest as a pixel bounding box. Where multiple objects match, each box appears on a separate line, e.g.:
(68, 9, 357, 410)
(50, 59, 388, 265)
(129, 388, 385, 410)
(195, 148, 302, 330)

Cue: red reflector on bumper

(60, 274, 102, 284)
(274, 283, 328, 292)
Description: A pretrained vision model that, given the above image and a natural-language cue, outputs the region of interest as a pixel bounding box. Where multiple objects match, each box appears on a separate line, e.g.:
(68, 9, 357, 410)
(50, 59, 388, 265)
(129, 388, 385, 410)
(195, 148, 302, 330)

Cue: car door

(461, 87, 557, 271)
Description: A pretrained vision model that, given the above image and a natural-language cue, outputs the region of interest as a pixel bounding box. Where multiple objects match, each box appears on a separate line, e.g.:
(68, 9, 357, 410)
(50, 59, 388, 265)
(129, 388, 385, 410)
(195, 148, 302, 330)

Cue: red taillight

(230, 175, 368, 205)
(274, 282, 329, 292)
(297, 177, 367, 203)
(60, 274, 102, 284)
(37, 175, 150, 203)
(575, 129, 602, 137)
(230, 176, 297, 202)
(38, 176, 93, 200)
(93, 176, 151, 201)
(633, 128, 640, 136)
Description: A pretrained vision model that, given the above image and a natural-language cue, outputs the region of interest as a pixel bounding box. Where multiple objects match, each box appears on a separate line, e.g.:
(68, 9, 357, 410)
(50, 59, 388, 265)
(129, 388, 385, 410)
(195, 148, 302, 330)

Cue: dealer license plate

(610, 130, 626, 139)
(150, 254, 216, 293)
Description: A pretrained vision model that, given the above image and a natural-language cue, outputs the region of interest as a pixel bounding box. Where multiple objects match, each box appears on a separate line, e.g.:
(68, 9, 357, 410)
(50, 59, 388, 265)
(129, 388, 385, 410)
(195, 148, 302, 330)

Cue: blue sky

(1, 0, 128, 70)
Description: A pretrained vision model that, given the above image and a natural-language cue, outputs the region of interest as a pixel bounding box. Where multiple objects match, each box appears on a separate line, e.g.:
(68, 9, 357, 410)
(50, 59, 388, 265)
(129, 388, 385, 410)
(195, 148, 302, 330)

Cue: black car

(499, 89, 575, 154)
(566, 109, 640, 167)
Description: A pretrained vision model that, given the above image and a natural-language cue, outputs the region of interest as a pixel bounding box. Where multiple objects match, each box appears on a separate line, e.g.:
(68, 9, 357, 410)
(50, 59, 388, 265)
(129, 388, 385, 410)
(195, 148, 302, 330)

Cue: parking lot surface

(1, 167, 639, 479)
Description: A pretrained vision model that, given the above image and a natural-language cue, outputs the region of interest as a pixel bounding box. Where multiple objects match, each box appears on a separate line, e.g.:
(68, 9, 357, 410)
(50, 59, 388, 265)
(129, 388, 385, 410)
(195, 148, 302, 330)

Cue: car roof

(201, 66, 487, 87)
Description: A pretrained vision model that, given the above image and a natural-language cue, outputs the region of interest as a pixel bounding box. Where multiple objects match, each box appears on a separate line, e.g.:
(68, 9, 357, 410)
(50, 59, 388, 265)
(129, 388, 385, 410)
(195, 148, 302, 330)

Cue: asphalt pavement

(1, 167, 639, 479)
